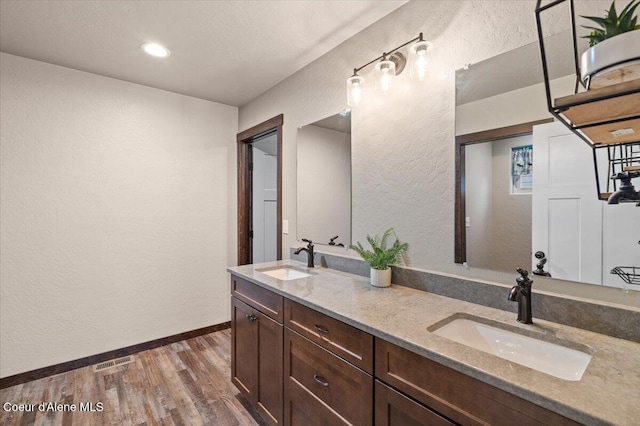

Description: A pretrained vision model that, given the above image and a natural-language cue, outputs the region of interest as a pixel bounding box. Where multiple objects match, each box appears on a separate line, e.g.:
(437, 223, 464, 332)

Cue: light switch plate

(283, 219, 289, 234)
(465, 217, 471, 228)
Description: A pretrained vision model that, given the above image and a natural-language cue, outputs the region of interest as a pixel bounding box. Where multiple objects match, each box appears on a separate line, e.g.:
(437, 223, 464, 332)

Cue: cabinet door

(232, 297, 257, 398)
(375, 380, 454, 426)
(255, 306, 283, 425)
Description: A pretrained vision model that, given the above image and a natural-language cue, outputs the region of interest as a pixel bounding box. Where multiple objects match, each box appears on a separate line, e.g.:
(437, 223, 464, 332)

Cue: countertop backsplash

(290, 248, 640, 343)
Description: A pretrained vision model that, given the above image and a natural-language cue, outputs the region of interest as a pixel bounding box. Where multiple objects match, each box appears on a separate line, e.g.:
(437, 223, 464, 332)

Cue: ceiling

(0, 0, 406, 107)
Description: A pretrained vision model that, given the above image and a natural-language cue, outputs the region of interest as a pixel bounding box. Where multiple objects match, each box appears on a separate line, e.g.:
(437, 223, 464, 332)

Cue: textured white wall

(0, 53, 238, 377)
(239, 0, 609, 274)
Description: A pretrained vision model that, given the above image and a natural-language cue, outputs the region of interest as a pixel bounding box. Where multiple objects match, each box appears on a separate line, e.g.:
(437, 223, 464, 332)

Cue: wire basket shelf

(610, 266, 640, 285)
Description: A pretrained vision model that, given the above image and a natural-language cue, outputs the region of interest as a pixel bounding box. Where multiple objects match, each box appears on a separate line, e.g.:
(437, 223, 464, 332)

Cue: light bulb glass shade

(375, 59, 396, 92)
(409, 40, 432, 81)
(141, 42, 170, 57)
(347, 75, 365, 107)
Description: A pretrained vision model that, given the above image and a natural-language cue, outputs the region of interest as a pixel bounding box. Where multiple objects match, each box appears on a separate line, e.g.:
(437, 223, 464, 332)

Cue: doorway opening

(237, 115, 283, 265)
(454, 119, 552, 265)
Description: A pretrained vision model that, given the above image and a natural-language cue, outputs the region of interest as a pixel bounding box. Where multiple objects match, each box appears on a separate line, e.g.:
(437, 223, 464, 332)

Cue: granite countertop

(228, 260, 640, 426)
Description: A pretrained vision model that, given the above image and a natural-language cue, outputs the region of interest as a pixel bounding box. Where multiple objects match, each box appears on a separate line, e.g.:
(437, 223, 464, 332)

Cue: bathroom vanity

(228, 261, 640, 426)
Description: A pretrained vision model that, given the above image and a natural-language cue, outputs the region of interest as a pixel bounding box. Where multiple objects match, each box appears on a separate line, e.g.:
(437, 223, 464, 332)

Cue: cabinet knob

(313, 374, 329, 387)
(314, 324, 329, 334)
(246, 314, 257, 322)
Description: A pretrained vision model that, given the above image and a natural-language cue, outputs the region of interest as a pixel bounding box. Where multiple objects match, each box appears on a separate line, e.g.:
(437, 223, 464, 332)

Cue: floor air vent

(93, 355, 134, 372)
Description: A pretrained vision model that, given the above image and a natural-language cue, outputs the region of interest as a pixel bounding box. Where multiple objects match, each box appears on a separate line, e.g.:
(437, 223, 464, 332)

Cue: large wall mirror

(455, 30, 639, 291)
(297, 111, 351, 247)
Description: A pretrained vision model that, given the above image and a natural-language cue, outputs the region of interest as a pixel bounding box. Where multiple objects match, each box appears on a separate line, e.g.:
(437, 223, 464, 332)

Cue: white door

(252, 140, 278, 263)
(532, 122, 603, 285)
(602, 204, 640, 289)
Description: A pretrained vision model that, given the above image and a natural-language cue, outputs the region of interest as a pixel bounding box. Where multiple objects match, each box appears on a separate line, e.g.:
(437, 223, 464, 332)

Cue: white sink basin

(429, 316, 593, 381)
(257, 266, 313, 281)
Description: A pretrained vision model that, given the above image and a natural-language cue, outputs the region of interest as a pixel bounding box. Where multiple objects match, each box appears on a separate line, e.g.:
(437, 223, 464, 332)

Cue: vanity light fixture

(346, 74, 365, 107)
(375, 56, 396, 92)
(141, 42, 170, 58)
(346, 33, 431, 107)
(409, 40, 434, 82)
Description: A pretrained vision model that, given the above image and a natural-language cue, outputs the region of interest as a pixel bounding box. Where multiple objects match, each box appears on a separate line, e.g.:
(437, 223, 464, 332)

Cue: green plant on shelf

(349, 228, 408, 270)
(581, 0, 640, 47)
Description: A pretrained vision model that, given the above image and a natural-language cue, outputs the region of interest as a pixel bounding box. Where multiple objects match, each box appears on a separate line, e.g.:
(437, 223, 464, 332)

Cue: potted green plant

(349, 228, 408, 288)
(580, 0, 640, 89)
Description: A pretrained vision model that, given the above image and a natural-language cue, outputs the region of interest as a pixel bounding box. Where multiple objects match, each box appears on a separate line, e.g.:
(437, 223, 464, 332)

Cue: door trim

(237, 114, 283, 265)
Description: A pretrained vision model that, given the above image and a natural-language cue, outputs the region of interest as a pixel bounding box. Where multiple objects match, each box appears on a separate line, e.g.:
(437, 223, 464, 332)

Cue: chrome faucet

(295, 238, 315, 268)
(508, 268, 533, 324)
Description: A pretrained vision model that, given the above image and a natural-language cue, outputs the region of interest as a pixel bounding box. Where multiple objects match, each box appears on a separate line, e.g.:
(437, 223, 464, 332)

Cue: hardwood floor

(0, 329, 267, 426)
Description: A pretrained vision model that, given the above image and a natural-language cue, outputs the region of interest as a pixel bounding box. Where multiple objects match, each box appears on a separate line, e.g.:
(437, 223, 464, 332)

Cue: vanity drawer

(285, 377, 350, 426)
(284, 298, 374, 373)
(231, 274, 283, 322)
(285, 328, 373, 425)
(375, 338, 580, 426)
(375, 380, 454, 426)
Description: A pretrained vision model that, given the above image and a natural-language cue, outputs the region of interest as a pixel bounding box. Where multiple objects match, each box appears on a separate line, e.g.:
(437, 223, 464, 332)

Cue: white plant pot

(370, 267, 392, 288)
(580, 30, 640, 89)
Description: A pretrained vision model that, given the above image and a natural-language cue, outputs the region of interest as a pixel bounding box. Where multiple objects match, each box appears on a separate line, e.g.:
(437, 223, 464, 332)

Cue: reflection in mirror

(455, 31, 640, 291)
(465, 134, 534, 273)
(297, 111, 351, 247)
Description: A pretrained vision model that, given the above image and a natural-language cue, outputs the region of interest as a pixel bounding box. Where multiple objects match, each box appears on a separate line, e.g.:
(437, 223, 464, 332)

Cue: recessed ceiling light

(141, 43, 170, 58)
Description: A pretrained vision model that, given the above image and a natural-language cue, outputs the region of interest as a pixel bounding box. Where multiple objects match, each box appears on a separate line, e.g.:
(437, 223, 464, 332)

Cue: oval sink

(429, 315, 593, 381)
(256, 265, 314, 281)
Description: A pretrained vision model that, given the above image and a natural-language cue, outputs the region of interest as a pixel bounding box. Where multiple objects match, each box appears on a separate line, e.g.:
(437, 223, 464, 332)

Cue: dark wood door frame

(237, 114, 284, 266)
(454, 118, 554, 264)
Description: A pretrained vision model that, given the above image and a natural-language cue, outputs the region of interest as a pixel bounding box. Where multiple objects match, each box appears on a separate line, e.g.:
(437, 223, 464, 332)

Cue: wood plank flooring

(0, 329, 267, 426)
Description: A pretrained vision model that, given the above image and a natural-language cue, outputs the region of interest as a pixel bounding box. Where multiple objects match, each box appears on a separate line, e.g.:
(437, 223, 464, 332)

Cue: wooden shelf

(580, 118, 640, 145)
(554, 79, 640, 145)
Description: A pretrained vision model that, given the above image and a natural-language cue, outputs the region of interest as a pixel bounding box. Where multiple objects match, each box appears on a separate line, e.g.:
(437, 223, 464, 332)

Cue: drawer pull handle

(313, 374, 329, 387)
(246, 314, 257, 322)
(314, 324, 329, 334)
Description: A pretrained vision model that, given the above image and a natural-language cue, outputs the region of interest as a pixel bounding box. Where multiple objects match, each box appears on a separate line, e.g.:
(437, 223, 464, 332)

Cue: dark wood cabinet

(231, 277, 284, 426)
(232, 275, 284, 322)
(284, 299, 374, 373)
(375, 338, 580, 426)
(375, 380, 454, 426)
(284, 328, 373, 426)
(285, 377, 351, 425)
(231, 297, 258, 397)
(230, 272, 580, 426)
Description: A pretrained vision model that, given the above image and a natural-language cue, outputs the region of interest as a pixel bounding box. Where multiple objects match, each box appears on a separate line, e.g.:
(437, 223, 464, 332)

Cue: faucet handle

(302, 238, 313, 245)
(516, 268, 533, 286)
